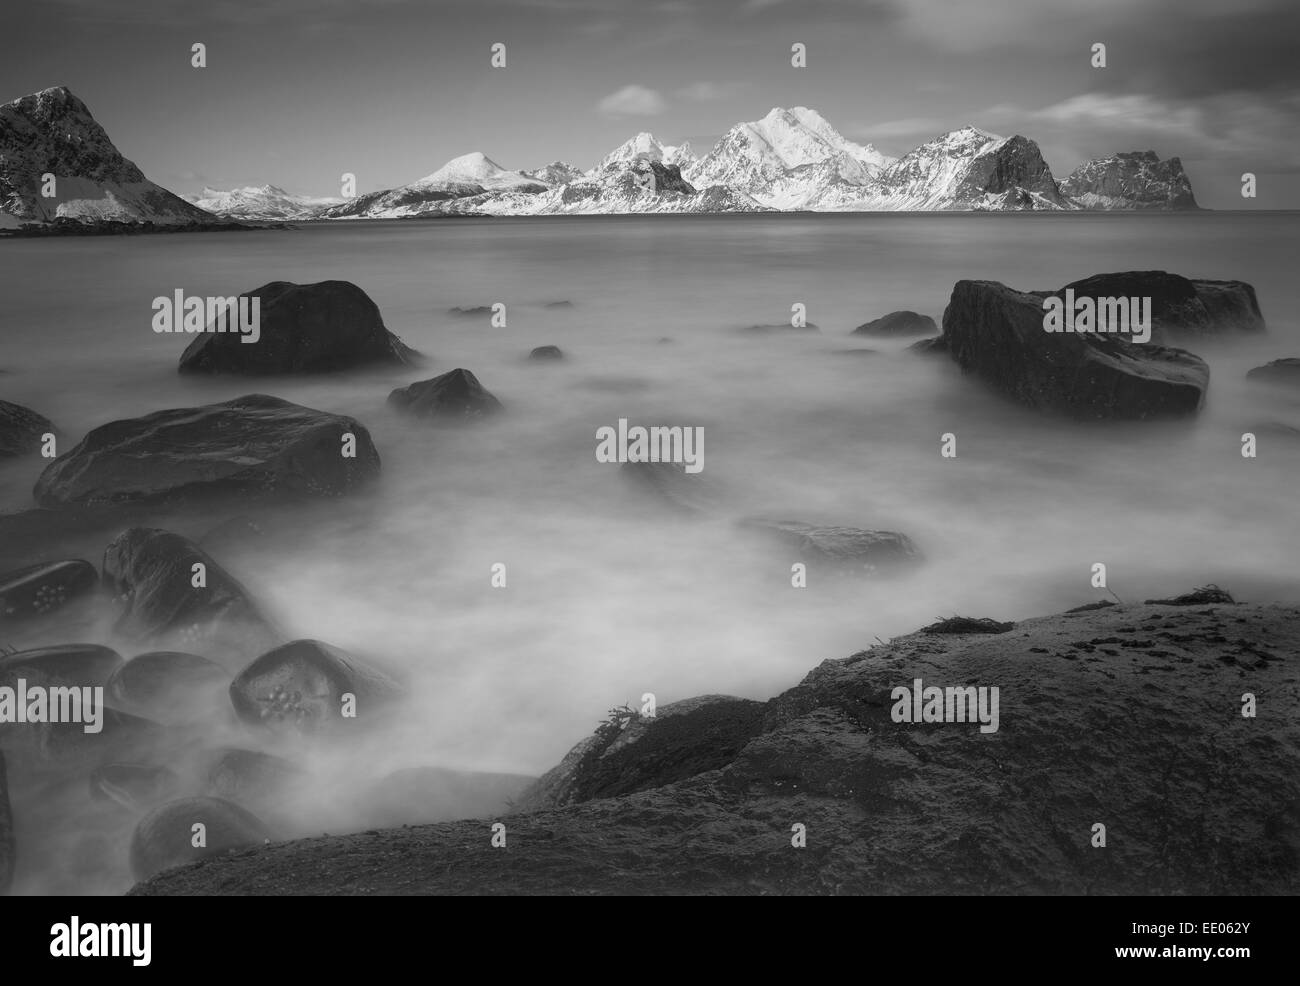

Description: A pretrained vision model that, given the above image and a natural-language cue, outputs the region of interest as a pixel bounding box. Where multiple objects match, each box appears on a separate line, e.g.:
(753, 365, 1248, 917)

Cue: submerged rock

(229, 639, 401, 734)
(102, 528, 277, 654)
(178, 280, 420, 375)
(387, 368, 504, 423)
(941, 279, 1209, 419)
(0, 559, 98, 624)
(741, 518, 922, 575)
(851, 310, 936, 337)
(620, 461, 719, 516)
(89, 762, 180, 811)
(528, 345, 564, 361)
(0, 399, 53, 457)
(1247, 358, 1300, 386)
(105, 651, 231, 725)
(34, 394, 381, 506)
(741, 321, 820, 333)
(130, 796, 273, 880)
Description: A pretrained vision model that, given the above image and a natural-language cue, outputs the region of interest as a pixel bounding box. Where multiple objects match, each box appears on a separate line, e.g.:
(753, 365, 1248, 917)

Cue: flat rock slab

(178, 280, 420, 375)
(34, 394, 381, 506)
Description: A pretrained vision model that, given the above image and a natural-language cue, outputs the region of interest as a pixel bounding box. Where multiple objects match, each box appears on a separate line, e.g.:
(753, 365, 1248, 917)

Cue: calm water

(2, 213, 1299, 889)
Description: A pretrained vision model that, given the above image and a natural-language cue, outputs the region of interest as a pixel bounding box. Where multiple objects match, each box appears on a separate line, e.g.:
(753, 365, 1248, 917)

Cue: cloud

(596, 84, 666, 117)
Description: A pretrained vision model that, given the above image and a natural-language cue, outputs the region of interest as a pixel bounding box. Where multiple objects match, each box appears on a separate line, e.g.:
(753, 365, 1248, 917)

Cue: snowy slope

(187, 184, 343, 221)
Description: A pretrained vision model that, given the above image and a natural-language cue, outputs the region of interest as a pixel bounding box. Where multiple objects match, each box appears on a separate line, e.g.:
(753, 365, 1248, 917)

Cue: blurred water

(1, 213, 1298, 888)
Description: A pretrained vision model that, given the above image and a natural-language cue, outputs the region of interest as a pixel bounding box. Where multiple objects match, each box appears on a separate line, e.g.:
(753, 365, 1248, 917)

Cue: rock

(89, 762, 180, 811)
(516, 696, 767, 811)
(941, 279, 1209, 419)
(446, 305, 492, 317)
(851, 310, 936, 337)
(0, 751, 12, 893)
(102, 528, 277, 654)
(1056, 271, 1265, 343)
(177, 280, 420, 375)
(741, 321, 820, 333)
(33, 394, 381, 506)
(0, 559, 98, 625)
(543, 300, 574, 309)
(359, 767, 535, 827)
(105, 651, 231, 725)
(620, 461, 720, 516)
(229, 639, 401, 734)
(1247, 359, 1300, 386)
(205, 748, 305, 810)
(41, 707, 169, 766)
(528, 345, 563, 361)
(0, 399, 52, 457)
(907, 335, 948, 354)
(131, 598, 1300, 896)
(387, 368, 504, 423)
(740, 518, 922, 575)
(130, 796, 273, 880)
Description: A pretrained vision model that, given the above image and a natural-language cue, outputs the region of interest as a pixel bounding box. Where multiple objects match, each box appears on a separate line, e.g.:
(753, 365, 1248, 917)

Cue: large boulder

(33, 394, 380, 506)
(177, 280, 420, 375)
(0, 559, 98, 625)
(387, 368, 504, 423)
(851, 311, 936, 337)
(0, 399, 52, 457)
(102, 528, 277, 654)
(229, 639, 402, 734)
(129, 796, 273, 880)
(1056, 271, 1264, 343)
(941, 279, 1209, 419)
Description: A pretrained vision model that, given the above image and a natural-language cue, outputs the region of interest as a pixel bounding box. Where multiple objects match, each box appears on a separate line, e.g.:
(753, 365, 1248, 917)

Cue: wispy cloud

(596, 84, 666, 117)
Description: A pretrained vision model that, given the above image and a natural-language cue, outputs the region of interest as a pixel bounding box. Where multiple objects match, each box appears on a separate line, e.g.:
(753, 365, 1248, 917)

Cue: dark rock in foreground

(34, 394, 380, 506)
(102, 528, 278, 654)
(105, 651, 231, 725)
(0, 399, 52, 457)
(178, 280, 420, 375)
(387, 368, 504, 423)
(528, 345, 563, 361)
(229, 639, 401, 734)
(0, 559, 98, 624)
(131, 597, 1300, 896)
(130, 796, 273, 881)
(851, 310, 936, 337)
(942, 279, 1209, 419)
(740, 518, 922, 575)
(1056, 271, 1264, 343)
(1247, 358, 1300, 386)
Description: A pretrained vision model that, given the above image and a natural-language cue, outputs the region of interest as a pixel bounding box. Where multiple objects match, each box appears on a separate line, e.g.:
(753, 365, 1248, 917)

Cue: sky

(4, 0, 1299, 209)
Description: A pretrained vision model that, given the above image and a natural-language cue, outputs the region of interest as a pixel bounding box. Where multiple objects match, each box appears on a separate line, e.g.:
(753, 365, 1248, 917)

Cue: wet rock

(34, 394, 381, 506)
(851, 310, 936, 337)
(102, 528, 277, 654)
(0, 399, 52, 457)
(740, 518, 922, 575)
(387, 368, 503, 423)
(528, 345, 563, 361)
(907, 335, 948, 355)
(89, 762, 180, 811)
(229, 639, 401, 734)
(0, 559, 98, 625)
(178, 280, 420, 375)
(1247, 358, 1300, 386)
(941, 279, 1209, 419)
(130, 796, 273, 880)
(105, 651, 231, 725)
(1055, 271, 1265, 343)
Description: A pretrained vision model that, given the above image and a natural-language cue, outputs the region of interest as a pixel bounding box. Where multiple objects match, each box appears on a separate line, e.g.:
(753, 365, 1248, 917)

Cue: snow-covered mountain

(186, 184, 343, 221)
(76, 101, 1192, 223)
(1060, 151, 1197, 210)
(0, 86, 214, 226)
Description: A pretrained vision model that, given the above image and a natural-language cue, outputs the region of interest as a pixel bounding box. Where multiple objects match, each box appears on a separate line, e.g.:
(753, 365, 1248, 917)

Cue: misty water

(2, 212, 1299, 893)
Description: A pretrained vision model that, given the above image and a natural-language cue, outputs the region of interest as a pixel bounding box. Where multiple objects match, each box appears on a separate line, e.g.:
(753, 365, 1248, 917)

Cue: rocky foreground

(130, 595, 1300, 895)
